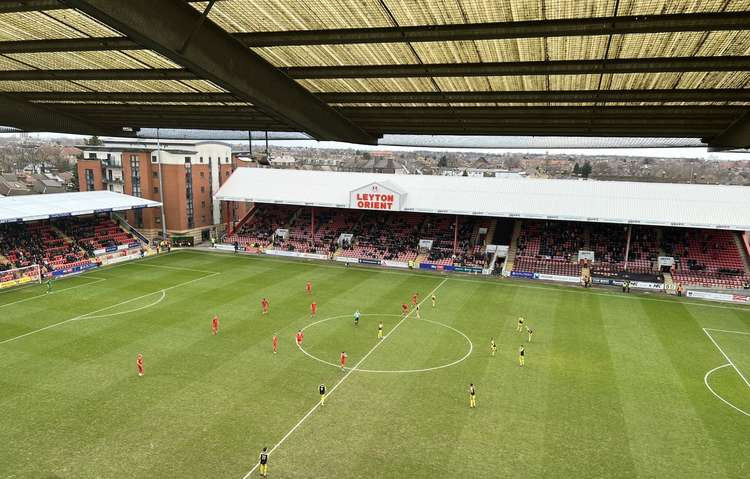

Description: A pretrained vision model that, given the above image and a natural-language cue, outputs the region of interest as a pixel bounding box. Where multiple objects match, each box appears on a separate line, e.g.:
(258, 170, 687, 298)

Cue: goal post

(0, 264, 42, 291)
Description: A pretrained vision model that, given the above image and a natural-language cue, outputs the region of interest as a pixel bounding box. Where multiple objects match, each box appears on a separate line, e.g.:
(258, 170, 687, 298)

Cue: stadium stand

(664, 228, 750, 288)
(0, 215, 139, 275)
(223, 200, 750, 289)
(227, 204, 491, 265)
(512, 219, 749, 288)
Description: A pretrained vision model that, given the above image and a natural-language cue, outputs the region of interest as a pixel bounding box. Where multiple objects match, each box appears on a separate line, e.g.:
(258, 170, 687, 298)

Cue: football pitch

(1, 250, 749, 478)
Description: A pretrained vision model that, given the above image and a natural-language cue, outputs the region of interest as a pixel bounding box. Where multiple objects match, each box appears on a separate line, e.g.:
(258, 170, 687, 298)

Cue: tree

(437, 155, 448, 167)
(84, 135, 103, 146)
(573, 163, 580, 176)
(69, 167, 79, 191)
(581, 161, 593, 179)
(462, 169, 469, 177)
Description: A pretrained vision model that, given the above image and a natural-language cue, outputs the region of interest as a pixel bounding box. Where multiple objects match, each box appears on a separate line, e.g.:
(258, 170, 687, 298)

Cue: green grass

(1, 250, 749, 478)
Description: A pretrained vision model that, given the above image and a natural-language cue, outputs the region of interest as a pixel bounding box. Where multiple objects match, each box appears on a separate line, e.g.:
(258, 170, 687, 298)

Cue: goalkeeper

(46, 277, 53, 294)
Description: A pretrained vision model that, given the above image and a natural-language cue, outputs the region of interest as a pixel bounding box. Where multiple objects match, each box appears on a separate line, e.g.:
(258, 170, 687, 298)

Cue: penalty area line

(702, 328, 750, 390)
(0, 272, 219, 346)
(0, 277, 106, 310)
(241, 278, 448, 479)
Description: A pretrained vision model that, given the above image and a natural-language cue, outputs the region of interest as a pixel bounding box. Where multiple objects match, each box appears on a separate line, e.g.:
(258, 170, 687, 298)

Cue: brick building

(77, 139, 252, 242)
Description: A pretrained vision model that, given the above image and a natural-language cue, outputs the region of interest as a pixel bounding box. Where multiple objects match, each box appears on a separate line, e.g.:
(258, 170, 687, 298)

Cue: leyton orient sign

(349, 182, 404, 211)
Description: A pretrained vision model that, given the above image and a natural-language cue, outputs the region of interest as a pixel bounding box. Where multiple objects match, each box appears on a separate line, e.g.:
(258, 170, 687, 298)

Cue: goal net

(0, 264, 42, 291)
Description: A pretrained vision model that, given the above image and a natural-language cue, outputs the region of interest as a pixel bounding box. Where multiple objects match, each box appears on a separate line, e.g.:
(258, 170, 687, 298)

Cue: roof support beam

(705, 111, 750, 149)
(283, 56, 750, 78)
(0, 93, 128, 135)
(319, 89, 750, 104)
(17, 91, 239, 102)
(13, 89, 750, 105)
(2, 12, 749, 52)
(235, 12, 750, 47)
(0, 0, 216, 14)
(4, 56, 749, 81)
(0, 68, 195, 80)
(365, 126, 716, 137)
(338, 106, 743, 119)
(60, 0, 376, 144)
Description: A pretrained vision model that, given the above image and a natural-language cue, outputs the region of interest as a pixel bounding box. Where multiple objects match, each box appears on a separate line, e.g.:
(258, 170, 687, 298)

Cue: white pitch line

(0, 277, 106, 310)
(185, 249, 750, 312)
(297, 314, 474, 373)
(702, 328, 750, 390)
(82, 290, 166, 320)
(241, 278, 448, 479)
(704, 364, 750, 417)
(132, 262, 218, 274)
(704, 328, 750, 336)
(0, 272, 219, 346)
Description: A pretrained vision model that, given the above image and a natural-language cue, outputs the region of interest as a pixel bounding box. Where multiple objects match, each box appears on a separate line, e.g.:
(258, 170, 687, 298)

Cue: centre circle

(297, 313, 474, 373)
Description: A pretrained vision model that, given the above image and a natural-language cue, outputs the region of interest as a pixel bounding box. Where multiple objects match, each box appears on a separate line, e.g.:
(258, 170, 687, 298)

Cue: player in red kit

(261, 298, 269, 315)
(212, 315, 219, 335)
(340, 351, 348, 371)
(402, 303, 409, 316)
(310, 301, 317, 317)
(306, 281, 312, 295)
(296, 330, 304, 346)
(412, 292, 418, 306)
(136, 353, 144, 377)
(272, 334, 278, 354)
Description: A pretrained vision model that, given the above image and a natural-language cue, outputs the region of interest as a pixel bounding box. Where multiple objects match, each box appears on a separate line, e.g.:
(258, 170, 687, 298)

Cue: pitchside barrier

(510, 271, 666, 291)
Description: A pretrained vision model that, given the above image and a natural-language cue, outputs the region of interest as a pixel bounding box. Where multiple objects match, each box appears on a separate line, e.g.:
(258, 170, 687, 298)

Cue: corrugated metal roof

(0, 191, 161, 223)
(0, 1, 747, 143)
(215, 168, 750, 230)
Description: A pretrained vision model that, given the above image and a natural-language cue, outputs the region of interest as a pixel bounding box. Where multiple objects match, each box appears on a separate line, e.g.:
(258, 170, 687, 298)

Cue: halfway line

(241, 278, 448, 479)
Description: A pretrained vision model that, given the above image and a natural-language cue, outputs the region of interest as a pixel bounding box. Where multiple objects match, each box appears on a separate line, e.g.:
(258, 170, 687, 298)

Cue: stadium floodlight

(0, 264, 41, 291)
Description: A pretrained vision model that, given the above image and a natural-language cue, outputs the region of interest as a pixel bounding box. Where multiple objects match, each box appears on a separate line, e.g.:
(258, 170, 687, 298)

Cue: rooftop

(0, 1, 747, 148)
(0, 191, 161, 223)
(215, 168, 750, 230)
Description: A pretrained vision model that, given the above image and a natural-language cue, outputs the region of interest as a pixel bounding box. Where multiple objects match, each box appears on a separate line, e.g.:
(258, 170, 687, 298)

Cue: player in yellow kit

(517, 316, 525, 332)
(431, 294, 436, 307)
(519, 345, 525, 367)
(378, 321, 384, 339)
(469, 383, 476, 408)
(490, 338, 497, 357)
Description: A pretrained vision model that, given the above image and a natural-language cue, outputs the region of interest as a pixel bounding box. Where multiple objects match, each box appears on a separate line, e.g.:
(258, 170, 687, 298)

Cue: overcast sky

(4, 132, 750, 160)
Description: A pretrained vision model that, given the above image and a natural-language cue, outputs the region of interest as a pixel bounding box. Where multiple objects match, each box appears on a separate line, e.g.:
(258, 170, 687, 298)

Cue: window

(200, 171, 205, 178)
(201, 215, 206, 223)
(88, 153, 96, 159)
(152, 171, 158, 178)
(184, 157, 191, 163)
(199, 157, 203, 163)
(130, 155, 141, 196)
(153, 187, 159, 194)
(131, 184, 141, 197)
(200, 186, 205, 193)
(201, 200, 206, 208)
(226, 171, 230, 177)
(84, 169, 95, 191)
(185, 164, 195, 229)
(151, 155, 157, 163)
(133, 208, 143, 228)
(225, 157, 229, 163)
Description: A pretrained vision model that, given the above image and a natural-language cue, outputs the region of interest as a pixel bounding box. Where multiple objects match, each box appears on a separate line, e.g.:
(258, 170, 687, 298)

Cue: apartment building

(77, 138, 251, 242)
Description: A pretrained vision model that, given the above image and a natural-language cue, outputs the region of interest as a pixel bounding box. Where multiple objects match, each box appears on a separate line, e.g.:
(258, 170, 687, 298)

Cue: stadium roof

(215, 168, 750, 231)
(0, 190, 161, 223)
(0, 1, 749, 148)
